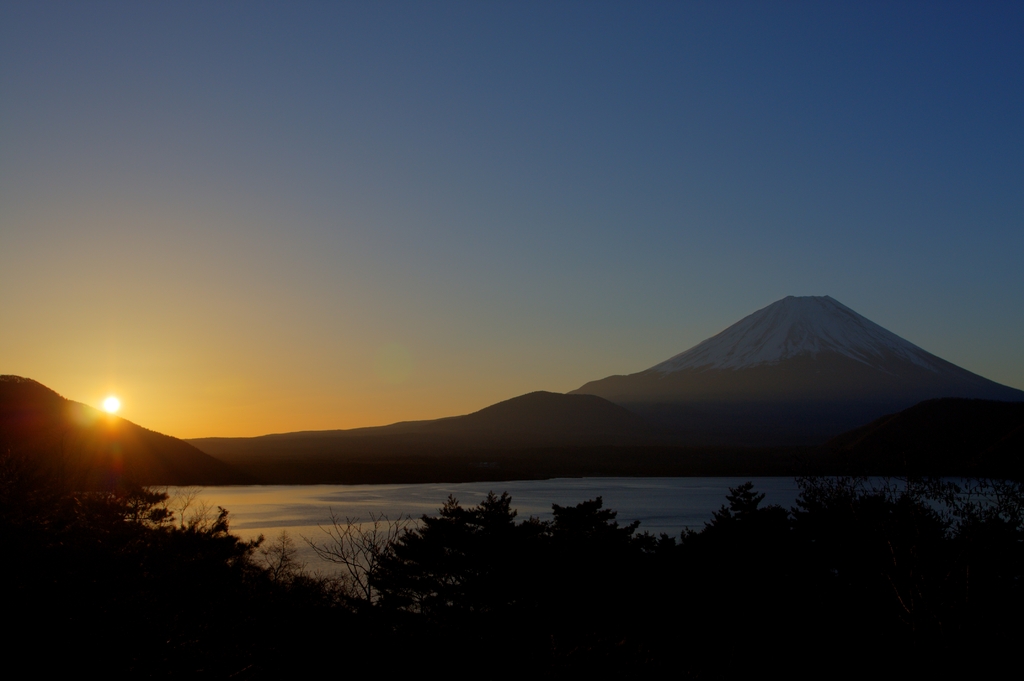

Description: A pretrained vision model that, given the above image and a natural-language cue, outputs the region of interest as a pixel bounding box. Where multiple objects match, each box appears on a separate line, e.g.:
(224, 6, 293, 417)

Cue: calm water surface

(170, 477, 803, 569)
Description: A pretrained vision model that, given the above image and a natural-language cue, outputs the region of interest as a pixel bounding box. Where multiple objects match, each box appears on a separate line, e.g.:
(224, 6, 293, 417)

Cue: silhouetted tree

(306, 510, 410, 603)
(260, 530, 306, 582)
(373, 492, 542, 615)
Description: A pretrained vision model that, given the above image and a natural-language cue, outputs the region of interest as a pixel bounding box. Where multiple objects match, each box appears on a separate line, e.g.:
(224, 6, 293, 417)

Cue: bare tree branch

(303, 510, 412, 603)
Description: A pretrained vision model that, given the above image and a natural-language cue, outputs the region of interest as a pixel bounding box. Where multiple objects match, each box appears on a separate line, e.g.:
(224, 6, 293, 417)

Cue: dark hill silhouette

(818, 398, 1024, 478)
(189, 394, 1024, 484)
(188, 391, 681, 483)
(0, 375, 246, 488)
(392, 390, 659, 445)
(191, 391, 664, 456)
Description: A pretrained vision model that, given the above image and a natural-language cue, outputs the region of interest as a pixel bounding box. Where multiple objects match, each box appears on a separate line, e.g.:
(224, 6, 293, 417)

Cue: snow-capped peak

(651, 296, 941, 374)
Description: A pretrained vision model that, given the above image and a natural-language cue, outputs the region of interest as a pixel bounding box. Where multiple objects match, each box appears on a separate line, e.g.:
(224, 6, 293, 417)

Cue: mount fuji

(571, 296, 1024, 445)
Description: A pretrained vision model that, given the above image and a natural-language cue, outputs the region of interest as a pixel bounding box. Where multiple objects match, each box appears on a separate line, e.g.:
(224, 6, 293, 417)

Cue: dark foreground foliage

(0, 449, 359, 678)
(3, 445, 1022, 679)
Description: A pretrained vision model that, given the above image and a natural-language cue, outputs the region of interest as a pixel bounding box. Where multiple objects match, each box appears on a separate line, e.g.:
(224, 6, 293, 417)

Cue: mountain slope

(572, 296, 1024, 445)
(820, 398, 1024, 478)
(191, 390, 664, 461)
(197, 388, 888, 484)
(650, 296, 943, 372)
(0, 375, 245, 488)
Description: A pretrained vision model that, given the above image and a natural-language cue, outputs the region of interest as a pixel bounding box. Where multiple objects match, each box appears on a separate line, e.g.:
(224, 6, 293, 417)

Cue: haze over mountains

(186, 295, 1023, 482)
(188, 391, 678, 483)
(4, 296, 1022, 485)
(193, 391, 660, 454)
(573, 296, 1024, 445)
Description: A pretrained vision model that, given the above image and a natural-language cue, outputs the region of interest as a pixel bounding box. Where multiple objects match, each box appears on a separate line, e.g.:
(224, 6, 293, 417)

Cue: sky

(2, 1, 1022, 438)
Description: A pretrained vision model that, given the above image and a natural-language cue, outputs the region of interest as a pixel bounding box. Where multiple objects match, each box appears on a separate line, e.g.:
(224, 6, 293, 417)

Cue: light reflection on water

(166, 477, 803, 569)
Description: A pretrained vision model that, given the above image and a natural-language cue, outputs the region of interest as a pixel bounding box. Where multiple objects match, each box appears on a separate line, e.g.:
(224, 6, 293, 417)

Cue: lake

(168, 477, 804, 569)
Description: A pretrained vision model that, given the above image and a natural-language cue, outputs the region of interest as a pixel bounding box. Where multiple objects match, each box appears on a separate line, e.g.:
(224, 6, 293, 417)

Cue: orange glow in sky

(2, 4, 1022, 439)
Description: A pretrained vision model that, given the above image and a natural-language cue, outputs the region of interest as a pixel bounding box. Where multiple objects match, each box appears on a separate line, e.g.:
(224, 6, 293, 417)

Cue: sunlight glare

(103, 396, 121, 414)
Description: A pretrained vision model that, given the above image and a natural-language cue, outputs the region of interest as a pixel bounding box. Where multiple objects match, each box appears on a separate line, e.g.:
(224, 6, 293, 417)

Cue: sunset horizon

(8, 292, 1024, 441)
(3, 4, 1023, 674)
(3, 2, 1022, 440)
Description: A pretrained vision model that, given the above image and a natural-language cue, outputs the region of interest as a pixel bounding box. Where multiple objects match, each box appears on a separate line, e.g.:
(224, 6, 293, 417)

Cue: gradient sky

(2, 1, 1022, 438)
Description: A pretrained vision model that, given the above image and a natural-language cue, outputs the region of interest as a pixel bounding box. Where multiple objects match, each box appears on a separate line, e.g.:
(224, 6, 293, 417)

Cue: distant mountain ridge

(7, 296, 1021, 484)
(0, 375, 244, 488)
(191, 390, 665, 456)
(572, 296, 1024, 445)
(188, 391, 673, 484)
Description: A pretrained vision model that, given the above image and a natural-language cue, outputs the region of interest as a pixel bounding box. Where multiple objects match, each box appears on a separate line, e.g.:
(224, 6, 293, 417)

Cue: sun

(102, 396, 121, 414)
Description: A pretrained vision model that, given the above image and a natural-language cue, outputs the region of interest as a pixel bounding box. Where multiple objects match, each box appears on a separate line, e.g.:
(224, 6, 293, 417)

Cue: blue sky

(2, 1, 1021, 436)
